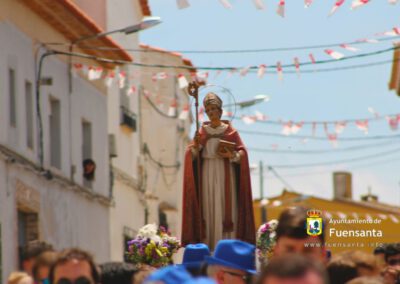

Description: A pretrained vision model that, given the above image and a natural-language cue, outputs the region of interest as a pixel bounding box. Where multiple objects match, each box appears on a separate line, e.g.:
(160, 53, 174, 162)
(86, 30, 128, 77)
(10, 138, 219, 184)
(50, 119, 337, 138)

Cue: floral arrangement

(256, 219, 279, 265)
(126, 224, 181, 268)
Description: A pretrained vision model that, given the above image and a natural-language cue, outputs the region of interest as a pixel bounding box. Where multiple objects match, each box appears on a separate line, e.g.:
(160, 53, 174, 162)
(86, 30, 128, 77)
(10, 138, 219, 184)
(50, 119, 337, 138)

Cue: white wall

(0, 160, 111, 280)
(105, 0, 145, 261)
(0, 21, 111, 279)
(139, 49, 192, 237)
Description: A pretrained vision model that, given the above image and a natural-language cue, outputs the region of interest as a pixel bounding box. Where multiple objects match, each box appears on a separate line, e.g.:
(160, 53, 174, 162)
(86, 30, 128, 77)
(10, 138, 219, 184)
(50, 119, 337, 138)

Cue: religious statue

(181, 90, 256, 249)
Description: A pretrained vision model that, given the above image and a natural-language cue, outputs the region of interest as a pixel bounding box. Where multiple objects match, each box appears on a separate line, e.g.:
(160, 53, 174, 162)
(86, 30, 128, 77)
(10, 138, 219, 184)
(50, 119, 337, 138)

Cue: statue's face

(205, 104, 221, 121)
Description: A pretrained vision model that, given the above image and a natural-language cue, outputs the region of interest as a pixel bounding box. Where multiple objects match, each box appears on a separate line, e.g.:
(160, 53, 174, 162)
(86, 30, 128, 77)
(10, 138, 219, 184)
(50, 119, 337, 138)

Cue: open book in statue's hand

(217, 139, 236, 158)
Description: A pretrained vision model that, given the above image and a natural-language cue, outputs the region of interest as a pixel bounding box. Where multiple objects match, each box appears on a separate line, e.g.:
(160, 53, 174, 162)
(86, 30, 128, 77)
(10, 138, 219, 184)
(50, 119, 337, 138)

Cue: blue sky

(140, 0, 400, 205)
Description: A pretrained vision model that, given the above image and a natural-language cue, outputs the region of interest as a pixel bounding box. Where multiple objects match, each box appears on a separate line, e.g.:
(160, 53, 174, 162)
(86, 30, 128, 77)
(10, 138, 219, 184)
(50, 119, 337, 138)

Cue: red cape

(181, 122, 256, 246)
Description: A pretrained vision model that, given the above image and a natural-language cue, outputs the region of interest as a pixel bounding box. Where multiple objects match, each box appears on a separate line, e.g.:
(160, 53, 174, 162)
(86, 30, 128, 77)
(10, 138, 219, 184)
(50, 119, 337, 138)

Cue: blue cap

(183, 277, 216, 284)
(144, 266, 192, 284)
(181, 243, 211, 269)
(205, 239, 256, 274)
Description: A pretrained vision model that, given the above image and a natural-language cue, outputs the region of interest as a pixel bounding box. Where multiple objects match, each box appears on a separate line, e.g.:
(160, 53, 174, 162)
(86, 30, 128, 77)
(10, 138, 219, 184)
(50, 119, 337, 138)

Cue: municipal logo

(306, 209, 323, 237)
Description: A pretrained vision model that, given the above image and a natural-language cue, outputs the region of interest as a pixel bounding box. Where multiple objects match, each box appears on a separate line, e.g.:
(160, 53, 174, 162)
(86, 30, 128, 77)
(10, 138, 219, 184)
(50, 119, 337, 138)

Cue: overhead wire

(262, 155, 400, 178)
(238, 129, 400, 141)
(267, 146, 400, 168)
(48, 46, 400, 71)
(44, 35, 400, 54)
(247, 140, 400, 154)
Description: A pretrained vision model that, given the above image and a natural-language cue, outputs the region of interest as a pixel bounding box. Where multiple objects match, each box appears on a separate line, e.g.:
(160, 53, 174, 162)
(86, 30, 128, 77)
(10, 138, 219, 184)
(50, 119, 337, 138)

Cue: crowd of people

(7, 206, 400, 284)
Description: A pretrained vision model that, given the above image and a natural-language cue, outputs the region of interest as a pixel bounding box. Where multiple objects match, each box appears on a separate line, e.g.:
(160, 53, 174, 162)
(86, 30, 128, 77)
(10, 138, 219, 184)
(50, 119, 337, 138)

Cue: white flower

(270, 232, 276, 239)
(268, 220, 279, 231)
(151, 235, 161, 243)
(138, 223, 158, 238)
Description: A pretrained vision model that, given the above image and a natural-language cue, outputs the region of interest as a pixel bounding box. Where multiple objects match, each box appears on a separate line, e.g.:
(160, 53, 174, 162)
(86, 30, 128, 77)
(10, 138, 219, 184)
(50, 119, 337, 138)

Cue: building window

(25, 81, 34, 149)
(82, 121, 95, 187)
(119, 73, 136, 132)
(82, 120, 92, 161)
(49, 98, 61, 169)
(17, 211, 39, 269)
(9, 68, 17, 127)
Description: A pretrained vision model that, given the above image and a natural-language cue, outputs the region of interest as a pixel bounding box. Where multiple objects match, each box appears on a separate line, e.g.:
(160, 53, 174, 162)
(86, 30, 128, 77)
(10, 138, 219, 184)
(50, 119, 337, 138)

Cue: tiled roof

(21, 0, 132, 63)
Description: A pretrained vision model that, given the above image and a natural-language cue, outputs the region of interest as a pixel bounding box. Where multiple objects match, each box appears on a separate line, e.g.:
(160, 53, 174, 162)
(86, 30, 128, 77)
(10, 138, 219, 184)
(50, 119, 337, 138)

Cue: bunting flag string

(171, 0, 399, 15)
(67, 40, 400, 80)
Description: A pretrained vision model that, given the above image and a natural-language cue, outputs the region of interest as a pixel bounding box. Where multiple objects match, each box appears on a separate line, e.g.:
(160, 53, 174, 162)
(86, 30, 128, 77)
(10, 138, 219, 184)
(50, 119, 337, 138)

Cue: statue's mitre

(203, 92, 223, 108)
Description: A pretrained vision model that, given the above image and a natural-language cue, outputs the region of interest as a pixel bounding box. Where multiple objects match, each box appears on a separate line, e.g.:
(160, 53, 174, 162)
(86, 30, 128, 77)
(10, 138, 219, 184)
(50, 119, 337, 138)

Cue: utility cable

(143, 143, 180, 169)
(267, 166, 296, 191)
(47, 46, 400, 71)
(247, 140, 399, 154)
(268, 146, 400, 168)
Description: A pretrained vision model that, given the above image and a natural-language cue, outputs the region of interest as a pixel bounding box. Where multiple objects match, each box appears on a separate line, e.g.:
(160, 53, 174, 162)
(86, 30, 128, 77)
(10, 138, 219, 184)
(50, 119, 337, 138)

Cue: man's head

(205, 240, 256, 284)
(373, 245, 387, 269)
(257, 254, 328, 284)
(99, 262, 137, 284)
(33, 251, 57, 282)
(21, 241, 54, 275)
(274, 207, 325, 262)
(384, 243, 400, 267)
(327, 255, 358, 284)
(347, 250, 379, 277)
(49, 248, 99, 284)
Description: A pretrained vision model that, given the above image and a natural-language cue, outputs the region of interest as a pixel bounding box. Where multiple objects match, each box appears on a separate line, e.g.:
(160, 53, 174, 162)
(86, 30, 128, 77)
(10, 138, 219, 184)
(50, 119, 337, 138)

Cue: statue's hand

(193, 132, 200, 148)
(217, 147, 234, 159)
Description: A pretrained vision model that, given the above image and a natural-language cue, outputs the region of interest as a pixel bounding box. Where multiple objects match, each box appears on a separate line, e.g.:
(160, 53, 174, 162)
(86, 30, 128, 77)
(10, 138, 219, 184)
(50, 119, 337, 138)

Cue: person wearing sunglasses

(48, 248, 100, 284)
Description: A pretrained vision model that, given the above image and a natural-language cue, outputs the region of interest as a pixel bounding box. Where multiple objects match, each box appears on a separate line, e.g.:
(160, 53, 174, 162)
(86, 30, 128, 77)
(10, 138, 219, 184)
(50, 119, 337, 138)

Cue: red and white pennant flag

(105, 71, 115, 87)
(294, 57, 300, 76)
(176, 0, 190, 9)
(355, 120, 369, 134)
(277, 0, 285, 17)
(276, 61, 283, 80)
(242, 115, 257, 125)
(388, 0, 398, 4)
(304, 0, 313, 8)
(340, 44, 360, 52)
(329, 0, 345, 16)
(199, 107, 205, 122)
(258, 64, 267, 78)
(88, 66, 103, 81)
(351, 0, 370, 10)
(127, 85, 136, 96)
(334, 122, 347, 134)
(386, 115, 400, 131)
(253, 0, 265, 10)
(325, 49, 344, 60)
(328, 133, 338, 148)
(152, 72, 168, 82)
(309, 53, 316, 64)
(219, 0, 233, 9)
(179, 104, 190, 120)
(240, 67, 250, 77)
(178, 74, 188, 89)
(168, 99, 177, 117)
(119, 71, 126, 89)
